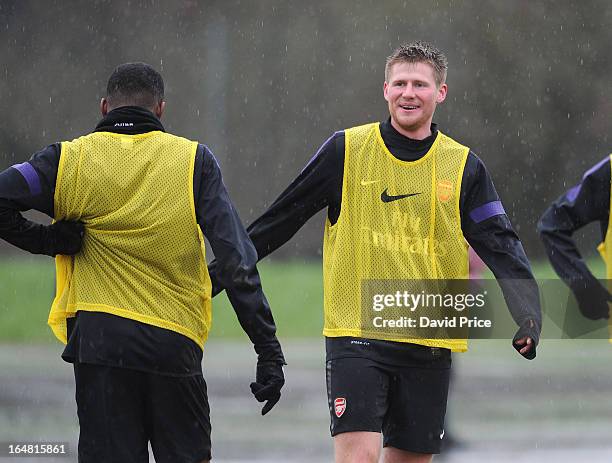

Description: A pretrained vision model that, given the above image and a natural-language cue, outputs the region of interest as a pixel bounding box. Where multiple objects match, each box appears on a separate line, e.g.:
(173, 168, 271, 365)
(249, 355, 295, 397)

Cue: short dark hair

(385, 41, 448, 86)
(106, 62, 164, 109)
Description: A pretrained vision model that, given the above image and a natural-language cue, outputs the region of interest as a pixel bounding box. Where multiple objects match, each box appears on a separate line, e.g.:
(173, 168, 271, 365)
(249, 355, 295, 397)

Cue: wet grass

(0, 256, 323, 342)
(0, 254, 605, 342)
(0, 256, 57, 343)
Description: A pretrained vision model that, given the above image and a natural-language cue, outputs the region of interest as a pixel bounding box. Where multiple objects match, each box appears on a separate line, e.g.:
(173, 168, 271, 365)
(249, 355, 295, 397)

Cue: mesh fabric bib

(49, 131, 211, 348)
(322, 123, 470, 351)
(596, 154, 612, 343)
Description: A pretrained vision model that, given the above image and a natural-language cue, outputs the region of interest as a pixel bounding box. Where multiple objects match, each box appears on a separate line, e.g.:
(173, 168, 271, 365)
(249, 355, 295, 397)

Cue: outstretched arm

(208, 132, 342, 295)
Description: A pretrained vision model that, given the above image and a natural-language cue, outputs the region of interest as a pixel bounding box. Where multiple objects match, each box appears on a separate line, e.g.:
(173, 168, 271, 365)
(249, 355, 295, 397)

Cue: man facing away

(209, 41, 542, 462)
(538, 155, 612, 322)
(0, 63, 285, 463)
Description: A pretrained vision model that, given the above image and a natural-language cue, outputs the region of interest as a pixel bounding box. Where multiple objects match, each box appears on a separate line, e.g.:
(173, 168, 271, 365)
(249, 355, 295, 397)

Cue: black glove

(43, 220, 85, 256)
(570, 279, 612, 321)
(512, 318, 540, 360)
(250, 360, 285, 415)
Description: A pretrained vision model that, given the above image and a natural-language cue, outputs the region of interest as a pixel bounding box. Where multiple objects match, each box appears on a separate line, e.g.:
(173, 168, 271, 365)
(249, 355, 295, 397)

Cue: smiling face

(383, 61, 447, 140)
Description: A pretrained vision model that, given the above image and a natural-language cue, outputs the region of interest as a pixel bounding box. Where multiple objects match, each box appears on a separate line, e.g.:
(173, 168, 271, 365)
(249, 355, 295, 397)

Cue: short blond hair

(385, 41, 448, 86)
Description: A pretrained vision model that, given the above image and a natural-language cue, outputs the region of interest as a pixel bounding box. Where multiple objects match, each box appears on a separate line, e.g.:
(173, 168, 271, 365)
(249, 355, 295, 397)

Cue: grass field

(1, 255, 612, 462)
(0, 256, 324, 342)
(0, 254, 606, 342)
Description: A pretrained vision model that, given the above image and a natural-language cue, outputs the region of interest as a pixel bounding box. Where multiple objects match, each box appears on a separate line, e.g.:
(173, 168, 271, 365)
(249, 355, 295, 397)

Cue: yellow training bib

(596, 154, 612, 343)
(49, 131, 212, 348)
(322, 123, 470, 351)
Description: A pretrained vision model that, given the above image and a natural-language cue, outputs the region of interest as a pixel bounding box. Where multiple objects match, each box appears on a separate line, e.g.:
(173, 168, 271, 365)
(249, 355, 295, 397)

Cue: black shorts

(326, 345, 451, 454)
(74, 363, 211, 463)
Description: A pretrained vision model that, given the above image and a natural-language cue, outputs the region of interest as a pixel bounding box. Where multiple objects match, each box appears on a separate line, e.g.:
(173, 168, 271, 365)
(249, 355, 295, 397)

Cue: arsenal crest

(437, 180, 454, 202)
(334, 397, 346, 418)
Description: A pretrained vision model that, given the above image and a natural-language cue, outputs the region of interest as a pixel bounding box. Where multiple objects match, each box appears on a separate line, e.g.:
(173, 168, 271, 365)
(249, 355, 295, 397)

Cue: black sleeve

(537, 156, 610, 288)
(0, 144, 60, 254)
(461, 152, 542, 340)
(207, 132, 342, 295)
(196, 145, 284, 364)
(247, 131, 343, 259)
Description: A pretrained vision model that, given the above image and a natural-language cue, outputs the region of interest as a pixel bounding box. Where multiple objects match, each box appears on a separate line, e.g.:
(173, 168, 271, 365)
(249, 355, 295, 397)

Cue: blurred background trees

(1, 0, 610, 259)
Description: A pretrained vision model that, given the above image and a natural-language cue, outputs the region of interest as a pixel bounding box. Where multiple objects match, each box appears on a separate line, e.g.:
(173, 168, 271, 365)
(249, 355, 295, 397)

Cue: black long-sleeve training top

(0, 106, 284, 376)
(209, 120, 542, 363)
(538, 156, 610, 287)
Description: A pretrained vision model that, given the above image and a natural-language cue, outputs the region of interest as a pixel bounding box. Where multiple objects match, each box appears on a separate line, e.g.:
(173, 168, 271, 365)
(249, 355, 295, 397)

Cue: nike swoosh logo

(360, 180, 380, 186)
(381, 188, 421, 203)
